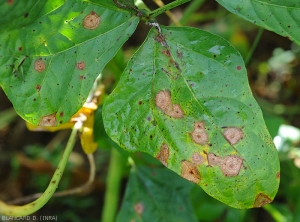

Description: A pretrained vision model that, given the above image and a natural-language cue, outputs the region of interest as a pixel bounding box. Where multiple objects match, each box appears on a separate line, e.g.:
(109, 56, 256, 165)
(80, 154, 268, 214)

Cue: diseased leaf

(103, 26, 280, 208)
(0, 0, 139, 126)
(217, 0, 300, 45)
(116, 166, 197, 222)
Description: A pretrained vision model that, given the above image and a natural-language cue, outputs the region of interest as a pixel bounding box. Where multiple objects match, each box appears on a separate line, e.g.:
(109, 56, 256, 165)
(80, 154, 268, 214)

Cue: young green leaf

(103, 26, 280, 208)
(217, 0, 300, 45)
(0, 0, 139, 126)
(116, 166, 197, 222)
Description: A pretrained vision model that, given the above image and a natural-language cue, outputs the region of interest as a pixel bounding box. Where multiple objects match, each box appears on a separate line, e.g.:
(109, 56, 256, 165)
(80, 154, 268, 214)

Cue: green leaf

(216, 0, 300, 45)
(0, 0, 139, 126)
(103, 26, 280, 208)
(116, 166, 197, 222)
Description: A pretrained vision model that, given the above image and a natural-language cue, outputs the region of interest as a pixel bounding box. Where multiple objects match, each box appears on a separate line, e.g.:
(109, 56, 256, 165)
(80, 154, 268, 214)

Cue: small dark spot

(138, 101, 143, 105)
(18, 46, 23, 51)
(60, 112, 64, 117)
(237, 66, 242, 70)
(150, 135, 153, 139)
(36, 85, 41, 92)
(276, 172, 280, 179)
(213, 54, 216, 58)
(51, 180, 56, 184)
(24, 13, 29, 18)
(7, 0, 13, 5)
(79, 75, 84, 80)
(288, 25, 291, 28)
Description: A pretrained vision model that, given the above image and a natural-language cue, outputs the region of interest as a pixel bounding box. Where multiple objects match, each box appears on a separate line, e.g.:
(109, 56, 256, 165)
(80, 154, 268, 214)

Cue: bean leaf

(0, 0, 139, 126)
(217, 0, 300, 45)
(103, 26, 280, 208)
(117, 165, 197, 222)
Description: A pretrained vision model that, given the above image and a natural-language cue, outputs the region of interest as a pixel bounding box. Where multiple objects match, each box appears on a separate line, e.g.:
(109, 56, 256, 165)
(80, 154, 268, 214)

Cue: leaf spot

(156, 143, 169, 166)
(221, 155, 243, 177)
(76, 61, 85, 70)
(207, 153, 223, 166)
(223, 127, 244, 145)
(253, 193, 272, 207)
(83, 11, 100, 30)
(155, 90, 172, 112)
(39, 113, 57, 126)
(191, 121, 208, 145)
(34, 59, 46, 72)
(181, 160, 200, 184)
(161, 49, 171, 57)
(236, 65, 242, 70)
(191, 152, 204, 165)
(155, 90, 184, 119)
(134, 202, 144, 215)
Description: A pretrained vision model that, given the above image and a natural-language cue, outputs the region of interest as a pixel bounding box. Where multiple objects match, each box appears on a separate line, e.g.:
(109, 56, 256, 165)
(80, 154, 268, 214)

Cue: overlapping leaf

(217, 0, 300, 45)
(117, 166, 197, 222)
(0, 0, 139, 126)
(103, 26, 280, 208)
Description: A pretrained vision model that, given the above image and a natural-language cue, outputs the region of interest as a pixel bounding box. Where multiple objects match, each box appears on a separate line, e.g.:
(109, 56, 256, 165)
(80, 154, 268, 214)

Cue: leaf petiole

(0, 125, 79, 216)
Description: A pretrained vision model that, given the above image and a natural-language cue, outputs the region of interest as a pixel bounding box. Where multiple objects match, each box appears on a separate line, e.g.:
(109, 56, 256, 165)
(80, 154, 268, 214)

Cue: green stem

(101, 148, 126, 222)
(180, 0, 205, 25)
(150, 0, 191, 19)
(245, 27, 264, 65)
(263, 204, 287, 222)
(0, 127, 78, 216)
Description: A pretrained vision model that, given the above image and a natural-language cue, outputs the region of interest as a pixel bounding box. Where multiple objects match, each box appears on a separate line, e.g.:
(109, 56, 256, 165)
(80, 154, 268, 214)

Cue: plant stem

(153, 0, 181, 26)
(180, 0, 205, 25)
(0, 126, 78, 216)
(101, 148, 126, 222)
(150, 0, 191, 19)
(263, 204, 287, 222)
(245, 27, 264, 65)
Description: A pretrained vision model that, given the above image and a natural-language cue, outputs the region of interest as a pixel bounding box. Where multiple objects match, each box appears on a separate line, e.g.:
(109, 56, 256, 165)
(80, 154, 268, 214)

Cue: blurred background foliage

(1, 0, 300, 221)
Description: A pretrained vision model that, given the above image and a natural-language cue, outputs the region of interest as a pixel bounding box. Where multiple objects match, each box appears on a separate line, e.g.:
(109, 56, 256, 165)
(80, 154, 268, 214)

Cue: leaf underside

(117, 166, 197, 222)
(103, 26, 280, 208)
(217, 0, 300, 45)
(0, 0, 139, 126)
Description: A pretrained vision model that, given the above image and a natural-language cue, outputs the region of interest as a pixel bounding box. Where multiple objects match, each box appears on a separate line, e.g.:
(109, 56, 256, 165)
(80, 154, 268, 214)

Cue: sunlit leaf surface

(0, 0, 139, 126)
